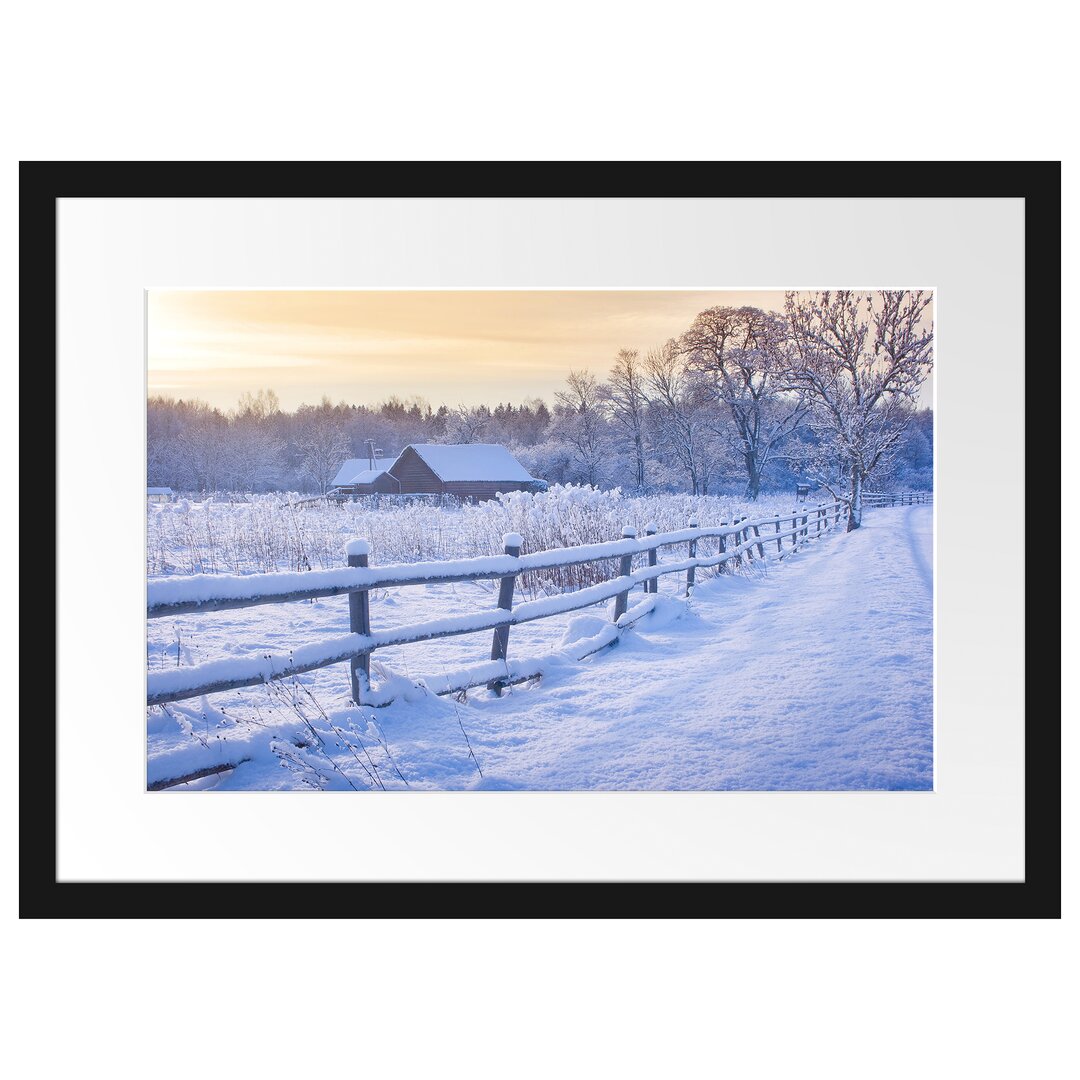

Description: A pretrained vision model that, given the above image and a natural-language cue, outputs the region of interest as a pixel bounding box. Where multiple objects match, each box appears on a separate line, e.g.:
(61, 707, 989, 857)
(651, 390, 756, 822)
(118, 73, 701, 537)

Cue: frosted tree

(783, 290, 934, 530)
(294, 399, 352, 494)
(228, 389, 285, 490)
(444, 404, 491, 444)
(644, 341, 716, 495)
(553, 369, 610, 487)
(599, 348, 650, 490)
(680, 306, 807, 501)
(236, 388, 280, 422)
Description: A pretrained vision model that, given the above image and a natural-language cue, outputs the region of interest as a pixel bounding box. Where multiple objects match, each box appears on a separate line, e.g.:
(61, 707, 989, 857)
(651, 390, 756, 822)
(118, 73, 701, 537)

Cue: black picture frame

(21, 161, 1060, 918)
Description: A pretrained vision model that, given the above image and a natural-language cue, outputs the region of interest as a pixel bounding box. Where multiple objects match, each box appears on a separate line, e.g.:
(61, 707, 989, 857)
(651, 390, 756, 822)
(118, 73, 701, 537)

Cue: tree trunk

(847, 469, 863, 531)
(744, 452, 761, 501)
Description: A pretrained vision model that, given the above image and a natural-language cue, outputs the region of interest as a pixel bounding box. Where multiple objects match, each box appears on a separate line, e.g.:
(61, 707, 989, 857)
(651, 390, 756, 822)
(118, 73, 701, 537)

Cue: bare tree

(783, 290, 934, 530)
(681, 306, 806, 501)
(599, 348, 650, 490)
(554, 369, 610, 487)
(644, 341, 715, 495)
(236, 387, 281, 422)
(444, 404, 491, 444)
(294, 399, 352, 494)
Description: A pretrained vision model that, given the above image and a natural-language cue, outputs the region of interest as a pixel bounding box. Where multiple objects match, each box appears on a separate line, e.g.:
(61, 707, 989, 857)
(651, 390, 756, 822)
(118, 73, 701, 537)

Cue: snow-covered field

(146, 497, 933, 791)
(147, 485, 800, 587)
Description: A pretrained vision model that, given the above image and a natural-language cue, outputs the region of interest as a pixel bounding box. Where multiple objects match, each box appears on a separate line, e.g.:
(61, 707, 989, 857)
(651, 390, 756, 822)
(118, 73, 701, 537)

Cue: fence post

(775, 516, 783, 553)
(736, 516, 750, 564)
(717, 522, 728, 573)
(802, 508, 809, 539)
(835, 500, 841, 526)
(346, 539, 372, 706)
(791, 509, 798, 549)
(752, 520, 764, 558)
(686, 517, 698, 596)
(644, 522, 658, 593)
(816, 505, 822, 534)
(488, 532, 522, 695)
(613, 526, 636, 621)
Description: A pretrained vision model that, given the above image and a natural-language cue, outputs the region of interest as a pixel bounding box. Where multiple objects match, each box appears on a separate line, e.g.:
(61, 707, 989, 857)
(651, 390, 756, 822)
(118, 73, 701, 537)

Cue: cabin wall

(443, 480, 534, 501)
(388, 448, 443, 493)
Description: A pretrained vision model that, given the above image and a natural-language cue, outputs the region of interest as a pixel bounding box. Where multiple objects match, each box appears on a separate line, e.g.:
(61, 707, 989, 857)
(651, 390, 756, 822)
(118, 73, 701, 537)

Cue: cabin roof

(342, 468, 391, 486)
(403, 444, 537, 483)
(332, 459, 390, 486)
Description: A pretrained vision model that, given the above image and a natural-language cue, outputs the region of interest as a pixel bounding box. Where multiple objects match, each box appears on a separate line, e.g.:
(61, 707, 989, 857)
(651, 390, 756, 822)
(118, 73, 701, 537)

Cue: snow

(147, 526, 766, 614)
(147, 633, 368, 704)
(330, 457, 378, 488)
(339, 467, 390, 485)
(343, 538, 371, 558)
(147, 487, 172, 496)
(407, 443, 538, 482)
(146, 504, 932, 790)
(502, 532, 524, 550)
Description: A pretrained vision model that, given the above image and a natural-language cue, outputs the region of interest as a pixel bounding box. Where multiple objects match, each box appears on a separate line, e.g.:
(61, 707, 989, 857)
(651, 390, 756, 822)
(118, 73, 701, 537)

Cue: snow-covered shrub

(147, 486, 800, 592)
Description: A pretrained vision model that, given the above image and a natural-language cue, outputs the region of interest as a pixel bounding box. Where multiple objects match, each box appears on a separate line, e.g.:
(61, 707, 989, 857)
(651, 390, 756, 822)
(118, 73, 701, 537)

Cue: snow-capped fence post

(741, 516, 753, 564)
(752, 521, 764, 559)
(686, 517, 698, 596)
(613, 526, 637, 620)
(835, 500, 841, 526)
(488, 533, 523, 696)
(775, 516, 783, 553)
(345, 539, 372, 705)
(802, 509, 809, 540)
(791, 510, 798, 549)
(645, 523, 658, 593)
(717, 523, 728, 573)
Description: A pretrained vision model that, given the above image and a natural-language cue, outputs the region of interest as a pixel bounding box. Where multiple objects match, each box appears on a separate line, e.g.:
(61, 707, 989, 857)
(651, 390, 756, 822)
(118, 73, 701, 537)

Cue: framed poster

(23, 161, 1059, 917)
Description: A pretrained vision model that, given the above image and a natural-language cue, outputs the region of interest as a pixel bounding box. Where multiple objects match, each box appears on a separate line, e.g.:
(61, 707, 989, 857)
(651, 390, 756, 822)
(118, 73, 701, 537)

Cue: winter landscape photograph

(146, 288, 934, 792)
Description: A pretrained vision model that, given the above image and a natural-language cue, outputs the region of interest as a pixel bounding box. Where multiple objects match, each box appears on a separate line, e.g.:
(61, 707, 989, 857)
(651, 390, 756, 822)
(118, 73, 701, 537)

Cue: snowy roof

(332, 459, 389, 486)
(147, 487, 173, 495)
(340, 468, 391, 486)
(404, 444, 537, 483)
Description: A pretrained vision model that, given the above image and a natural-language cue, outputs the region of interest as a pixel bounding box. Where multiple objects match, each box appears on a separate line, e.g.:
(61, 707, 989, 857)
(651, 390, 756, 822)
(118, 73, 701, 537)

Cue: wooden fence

(861, 490, 933, 507)
(145, 493, 930, 711)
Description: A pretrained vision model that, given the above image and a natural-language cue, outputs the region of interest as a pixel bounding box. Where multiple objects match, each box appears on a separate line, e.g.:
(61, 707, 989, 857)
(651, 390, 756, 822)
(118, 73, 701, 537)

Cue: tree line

(148, 290, 933, 529)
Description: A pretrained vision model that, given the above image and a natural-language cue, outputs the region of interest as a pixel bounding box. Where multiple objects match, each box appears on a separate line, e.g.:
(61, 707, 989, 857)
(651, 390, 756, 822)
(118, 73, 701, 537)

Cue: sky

(148, 289, 934, 411)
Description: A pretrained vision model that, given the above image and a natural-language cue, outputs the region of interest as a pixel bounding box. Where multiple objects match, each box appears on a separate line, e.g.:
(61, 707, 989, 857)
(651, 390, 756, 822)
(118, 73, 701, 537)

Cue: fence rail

(145, 493, 930, 710)
(861, 490, 933, 507)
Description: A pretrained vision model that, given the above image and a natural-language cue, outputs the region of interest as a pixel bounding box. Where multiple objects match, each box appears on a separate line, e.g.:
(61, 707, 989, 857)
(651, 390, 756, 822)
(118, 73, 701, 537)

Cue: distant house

(331, 458, 400, 497)
(388, 444, 544, 502)
(147, 486, 173, 504)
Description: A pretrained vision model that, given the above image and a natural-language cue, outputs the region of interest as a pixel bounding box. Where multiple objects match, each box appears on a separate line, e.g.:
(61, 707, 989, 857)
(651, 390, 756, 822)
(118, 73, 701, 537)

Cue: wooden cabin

(333, 467, 400, 498)
(329, 458, 400, 499)
(147, 486, 173, 504)
(388, 444, 544, 502)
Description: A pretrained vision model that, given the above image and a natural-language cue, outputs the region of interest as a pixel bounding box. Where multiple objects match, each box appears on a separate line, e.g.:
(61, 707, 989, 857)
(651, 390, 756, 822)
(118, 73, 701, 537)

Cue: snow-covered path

(149, 504, 933, 790)
(375, 503, 934, 790)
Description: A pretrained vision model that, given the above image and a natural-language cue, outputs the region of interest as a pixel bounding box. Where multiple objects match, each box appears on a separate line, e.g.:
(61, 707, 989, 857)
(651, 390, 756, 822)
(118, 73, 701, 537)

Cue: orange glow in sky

(148, 289, 933, 411)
